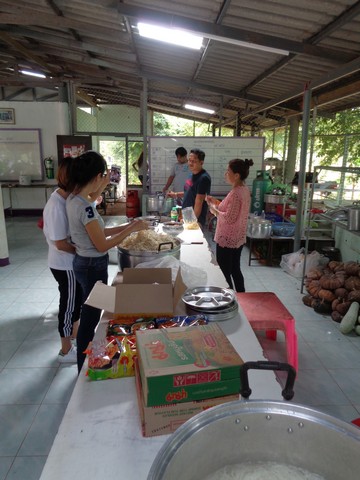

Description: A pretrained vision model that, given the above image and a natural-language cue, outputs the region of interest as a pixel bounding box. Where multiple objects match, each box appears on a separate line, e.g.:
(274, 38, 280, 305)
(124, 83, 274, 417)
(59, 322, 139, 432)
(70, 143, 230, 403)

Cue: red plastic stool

(236, 292, 298, 372)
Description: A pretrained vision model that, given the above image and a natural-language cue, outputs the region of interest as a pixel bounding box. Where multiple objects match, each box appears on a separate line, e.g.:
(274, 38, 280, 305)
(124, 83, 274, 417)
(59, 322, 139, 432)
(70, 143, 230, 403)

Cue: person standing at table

(66, 151, 148, 372)
(169, 148, 211, 227)
(43, 158, 83, 363)
(206, 158, 253, 292)
(162, 147, 190, 203)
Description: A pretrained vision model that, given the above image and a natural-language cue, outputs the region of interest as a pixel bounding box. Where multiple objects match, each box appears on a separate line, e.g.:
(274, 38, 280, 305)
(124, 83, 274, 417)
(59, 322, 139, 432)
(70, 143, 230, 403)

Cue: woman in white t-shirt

(43, 161, 81, 362)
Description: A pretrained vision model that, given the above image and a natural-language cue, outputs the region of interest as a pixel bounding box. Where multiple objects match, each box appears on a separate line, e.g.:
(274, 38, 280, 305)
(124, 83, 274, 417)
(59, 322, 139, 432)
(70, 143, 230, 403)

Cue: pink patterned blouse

(214, 185, 251, 248)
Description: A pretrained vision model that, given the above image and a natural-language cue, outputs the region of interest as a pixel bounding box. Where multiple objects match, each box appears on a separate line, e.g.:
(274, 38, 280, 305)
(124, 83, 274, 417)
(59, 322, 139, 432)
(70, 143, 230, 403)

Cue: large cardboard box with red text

(135, 358, 239, 437)
(136, 323, 243, 407)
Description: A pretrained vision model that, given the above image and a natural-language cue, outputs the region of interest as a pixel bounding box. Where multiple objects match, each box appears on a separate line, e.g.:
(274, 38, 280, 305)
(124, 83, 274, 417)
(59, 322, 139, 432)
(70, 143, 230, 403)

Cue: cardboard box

(135, 358, 239, 437)
(136, 323, 243, 407)
(85, 268, 187, 316)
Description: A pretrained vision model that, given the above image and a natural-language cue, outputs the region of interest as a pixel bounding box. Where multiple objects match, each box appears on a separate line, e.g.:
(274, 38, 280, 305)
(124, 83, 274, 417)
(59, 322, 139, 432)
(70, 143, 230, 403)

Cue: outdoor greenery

(99, 107, 360, 190)
(313, 109, 360, 168)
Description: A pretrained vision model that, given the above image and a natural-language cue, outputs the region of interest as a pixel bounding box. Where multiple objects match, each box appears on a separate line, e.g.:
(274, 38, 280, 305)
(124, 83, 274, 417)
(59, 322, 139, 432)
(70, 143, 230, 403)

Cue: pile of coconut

(303, 260, 360, 334)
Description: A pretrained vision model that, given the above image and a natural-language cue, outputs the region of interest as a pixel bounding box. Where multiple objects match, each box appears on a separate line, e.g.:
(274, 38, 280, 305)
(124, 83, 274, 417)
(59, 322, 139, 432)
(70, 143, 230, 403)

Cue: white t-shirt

(43, 189, 74, 270)
(171, 162, 191, 192)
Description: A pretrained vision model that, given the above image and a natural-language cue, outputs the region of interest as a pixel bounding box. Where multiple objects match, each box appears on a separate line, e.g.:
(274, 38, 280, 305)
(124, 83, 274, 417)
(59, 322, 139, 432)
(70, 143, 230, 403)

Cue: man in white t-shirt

(162, 147, 190, 201)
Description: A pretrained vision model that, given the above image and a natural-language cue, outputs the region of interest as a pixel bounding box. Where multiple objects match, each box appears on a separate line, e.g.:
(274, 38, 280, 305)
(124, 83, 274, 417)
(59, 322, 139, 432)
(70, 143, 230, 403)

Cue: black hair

(190, 148, 205, 161)
(67, 150, 107, 193)
(175, 147, 187, 157)
(228, 158, 254, 180)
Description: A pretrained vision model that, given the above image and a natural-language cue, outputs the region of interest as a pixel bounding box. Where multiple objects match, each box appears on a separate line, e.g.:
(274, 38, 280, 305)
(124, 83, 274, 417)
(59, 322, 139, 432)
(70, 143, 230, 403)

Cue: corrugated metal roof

(1, 0, 360, 131)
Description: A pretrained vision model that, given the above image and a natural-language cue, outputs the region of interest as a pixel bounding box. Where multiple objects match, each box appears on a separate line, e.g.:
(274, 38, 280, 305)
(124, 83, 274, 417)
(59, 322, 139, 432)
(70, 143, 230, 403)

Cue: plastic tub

(271, 222, 295, 237)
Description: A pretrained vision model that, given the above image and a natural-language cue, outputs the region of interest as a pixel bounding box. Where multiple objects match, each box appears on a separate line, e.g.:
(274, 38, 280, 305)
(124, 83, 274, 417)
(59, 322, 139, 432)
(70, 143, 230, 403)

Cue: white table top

(40, 227, 282, 480)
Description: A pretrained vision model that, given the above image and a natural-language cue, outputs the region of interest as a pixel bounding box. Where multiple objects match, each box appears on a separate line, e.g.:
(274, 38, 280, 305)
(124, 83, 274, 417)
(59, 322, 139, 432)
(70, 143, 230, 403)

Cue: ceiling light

(20, 69, 46, 78)
(185, 104, 215, 114)
(138, 22, 203, 50)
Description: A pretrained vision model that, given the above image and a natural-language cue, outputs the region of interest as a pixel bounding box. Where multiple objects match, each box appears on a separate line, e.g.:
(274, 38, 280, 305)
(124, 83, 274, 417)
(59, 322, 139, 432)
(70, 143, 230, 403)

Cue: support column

(294, 85, 312, 251)
(140, 77, 148, 194)
(0, 185, 10, 267)
(284, 117, 299, 184)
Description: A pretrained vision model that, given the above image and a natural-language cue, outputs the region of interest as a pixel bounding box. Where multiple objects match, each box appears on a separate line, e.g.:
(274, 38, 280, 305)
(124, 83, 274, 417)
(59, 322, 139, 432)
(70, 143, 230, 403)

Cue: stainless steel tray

(185, 301, 238, 322)
(182, 286, 235, 311)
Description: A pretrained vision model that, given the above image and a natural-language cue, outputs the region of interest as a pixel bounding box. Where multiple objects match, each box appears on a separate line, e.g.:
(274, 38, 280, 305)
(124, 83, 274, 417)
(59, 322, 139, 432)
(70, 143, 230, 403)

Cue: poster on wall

(56, 135, 92, 163)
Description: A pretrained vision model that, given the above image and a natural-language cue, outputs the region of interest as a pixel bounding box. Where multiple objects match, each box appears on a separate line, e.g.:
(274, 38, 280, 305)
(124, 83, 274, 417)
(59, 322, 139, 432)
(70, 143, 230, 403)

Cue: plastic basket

(271, 222, 295, 237)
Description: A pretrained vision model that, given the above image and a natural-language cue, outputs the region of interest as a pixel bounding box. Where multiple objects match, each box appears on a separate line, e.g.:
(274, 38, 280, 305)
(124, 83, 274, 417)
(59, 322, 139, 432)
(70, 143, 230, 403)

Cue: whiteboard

(149, 136, 265, 195)
(0, 129, 43, 182)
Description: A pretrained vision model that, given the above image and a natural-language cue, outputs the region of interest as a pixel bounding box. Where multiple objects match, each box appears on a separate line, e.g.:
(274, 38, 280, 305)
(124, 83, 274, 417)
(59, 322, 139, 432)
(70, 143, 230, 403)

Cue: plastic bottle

(170, 207, 178, 222)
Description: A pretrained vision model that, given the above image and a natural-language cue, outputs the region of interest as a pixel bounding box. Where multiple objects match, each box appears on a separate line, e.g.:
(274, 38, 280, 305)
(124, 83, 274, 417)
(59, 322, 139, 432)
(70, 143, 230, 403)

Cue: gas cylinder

(251, 170, 272, 215)
(126, 190, 140, 218)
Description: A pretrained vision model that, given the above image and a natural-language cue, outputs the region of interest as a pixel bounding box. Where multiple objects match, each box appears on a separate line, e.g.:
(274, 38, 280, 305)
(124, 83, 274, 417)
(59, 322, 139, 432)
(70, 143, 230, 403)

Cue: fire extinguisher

(44, 157, 54, 179)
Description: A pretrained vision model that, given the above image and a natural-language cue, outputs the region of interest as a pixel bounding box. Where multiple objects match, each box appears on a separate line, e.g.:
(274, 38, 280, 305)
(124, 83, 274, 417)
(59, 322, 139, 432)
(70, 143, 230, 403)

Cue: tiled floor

(1, 217, 360, 480)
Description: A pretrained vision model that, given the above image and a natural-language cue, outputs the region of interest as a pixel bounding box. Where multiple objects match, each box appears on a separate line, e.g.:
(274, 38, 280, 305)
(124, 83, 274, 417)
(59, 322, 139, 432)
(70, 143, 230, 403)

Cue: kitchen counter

(40, 227, 283, 480)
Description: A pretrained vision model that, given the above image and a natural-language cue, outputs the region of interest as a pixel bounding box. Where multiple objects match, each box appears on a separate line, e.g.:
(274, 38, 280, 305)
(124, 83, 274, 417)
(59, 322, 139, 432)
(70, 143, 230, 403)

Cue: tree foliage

(313, 109, 360, 167)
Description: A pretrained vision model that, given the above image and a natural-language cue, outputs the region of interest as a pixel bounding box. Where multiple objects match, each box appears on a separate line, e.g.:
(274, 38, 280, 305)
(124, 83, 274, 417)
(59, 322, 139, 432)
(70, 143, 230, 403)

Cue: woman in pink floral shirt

(206, 158, 253, 292)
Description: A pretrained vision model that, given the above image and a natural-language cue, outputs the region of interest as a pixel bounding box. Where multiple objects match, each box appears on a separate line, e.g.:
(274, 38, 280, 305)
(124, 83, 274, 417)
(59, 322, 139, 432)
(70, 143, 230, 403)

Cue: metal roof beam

(3, 27, 136, 63)
(141, 70, 268, 104)
(242, 55, 360, 119)
(117, 4, 356, 63)
(0, 12, 130, 44)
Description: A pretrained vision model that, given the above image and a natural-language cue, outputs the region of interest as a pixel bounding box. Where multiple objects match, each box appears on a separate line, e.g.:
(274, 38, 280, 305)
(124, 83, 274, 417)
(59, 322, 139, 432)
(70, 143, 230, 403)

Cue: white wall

(0, 101, 69, 209)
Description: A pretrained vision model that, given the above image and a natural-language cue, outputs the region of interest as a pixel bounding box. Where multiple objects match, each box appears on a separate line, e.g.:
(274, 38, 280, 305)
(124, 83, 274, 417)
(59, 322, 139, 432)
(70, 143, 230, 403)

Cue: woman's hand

(128, 219, 149, 233)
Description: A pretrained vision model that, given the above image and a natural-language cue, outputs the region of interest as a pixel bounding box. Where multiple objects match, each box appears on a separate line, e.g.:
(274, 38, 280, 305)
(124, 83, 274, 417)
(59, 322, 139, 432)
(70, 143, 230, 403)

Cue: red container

(126, 190, 140, 218)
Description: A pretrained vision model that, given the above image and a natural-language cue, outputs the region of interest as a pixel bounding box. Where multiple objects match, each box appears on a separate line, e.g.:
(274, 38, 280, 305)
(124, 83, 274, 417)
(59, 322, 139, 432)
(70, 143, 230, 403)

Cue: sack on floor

(280, 248, 327, 278)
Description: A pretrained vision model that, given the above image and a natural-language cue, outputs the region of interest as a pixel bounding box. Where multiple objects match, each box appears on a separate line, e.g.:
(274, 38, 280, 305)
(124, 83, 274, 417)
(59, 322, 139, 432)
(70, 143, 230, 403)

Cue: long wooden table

(40, 227, 282, 480)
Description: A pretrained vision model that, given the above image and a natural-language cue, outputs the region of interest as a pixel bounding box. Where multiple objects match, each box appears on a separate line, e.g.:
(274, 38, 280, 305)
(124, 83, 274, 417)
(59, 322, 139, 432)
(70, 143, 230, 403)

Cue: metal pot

(348, 204, 360, 231)
(148, 400, 360, 480)
(247, 219, 272, 238)
(264, 194, 287, 204)
(146, 194, 164, 213)
(117, 238, 181, 270)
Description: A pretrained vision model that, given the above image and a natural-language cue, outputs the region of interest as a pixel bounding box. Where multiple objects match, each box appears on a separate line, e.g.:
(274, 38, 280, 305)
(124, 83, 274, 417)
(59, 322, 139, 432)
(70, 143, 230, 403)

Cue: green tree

(314, 109, 360, 168)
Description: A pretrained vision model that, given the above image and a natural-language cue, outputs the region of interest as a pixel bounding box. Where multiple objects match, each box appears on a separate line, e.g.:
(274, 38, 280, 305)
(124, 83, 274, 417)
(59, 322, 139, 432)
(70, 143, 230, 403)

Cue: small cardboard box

(136, 323, 243, 407)
(135, 358, 239, 437)
(85, 268, 187, 316)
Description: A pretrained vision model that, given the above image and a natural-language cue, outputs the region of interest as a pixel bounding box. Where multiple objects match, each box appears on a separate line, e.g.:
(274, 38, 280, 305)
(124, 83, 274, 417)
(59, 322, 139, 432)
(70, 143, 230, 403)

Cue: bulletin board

(149, 136, 265, 195)
(56, 135, 92, 162)
(0, 128, 43, 182)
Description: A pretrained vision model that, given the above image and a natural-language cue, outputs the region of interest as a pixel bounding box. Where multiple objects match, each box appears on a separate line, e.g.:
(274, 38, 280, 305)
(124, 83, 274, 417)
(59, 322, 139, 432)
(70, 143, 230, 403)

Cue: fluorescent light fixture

(20, 69, 46, 78)
(185, 104, 215, 114)
(138, 22, 203, 50)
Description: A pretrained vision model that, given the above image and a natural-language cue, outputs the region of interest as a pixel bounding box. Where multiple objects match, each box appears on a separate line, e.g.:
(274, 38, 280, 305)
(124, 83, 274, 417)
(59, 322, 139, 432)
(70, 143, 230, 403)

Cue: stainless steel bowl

(117, 237, 181, 270)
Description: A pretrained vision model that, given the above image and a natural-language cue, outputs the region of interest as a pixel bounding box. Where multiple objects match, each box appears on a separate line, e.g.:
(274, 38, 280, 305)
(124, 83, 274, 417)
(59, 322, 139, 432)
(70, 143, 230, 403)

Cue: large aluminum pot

(264, 194, 287, 204)
(117, 238, 181, 271)
(147, 194, 164, 213)
(148, 400, 360, 480)
(247, 218, 272, 238)
(348, 204, 360, 231)
(147, 194, 174, 214)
